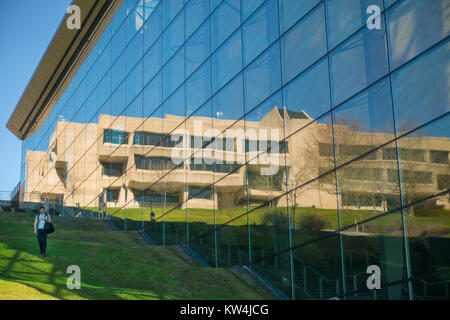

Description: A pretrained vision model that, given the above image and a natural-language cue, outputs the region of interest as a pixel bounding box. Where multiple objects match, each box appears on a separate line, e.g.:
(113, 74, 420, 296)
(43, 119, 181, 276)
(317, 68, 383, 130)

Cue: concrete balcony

(98, 143, 129, 162)
(99, 175, 126, 189)
(126, 169, 187, 190)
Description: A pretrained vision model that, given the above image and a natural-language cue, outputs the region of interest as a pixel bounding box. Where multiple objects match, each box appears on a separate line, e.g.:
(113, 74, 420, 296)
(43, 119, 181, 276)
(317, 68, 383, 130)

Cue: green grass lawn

(86, 205, 450, 237)
(0, 212, 272, 300)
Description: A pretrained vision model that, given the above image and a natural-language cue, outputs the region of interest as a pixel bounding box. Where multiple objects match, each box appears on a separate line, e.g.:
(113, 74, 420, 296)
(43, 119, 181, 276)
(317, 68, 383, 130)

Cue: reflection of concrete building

(22, 107, 450, 211)
(22, 108, 289, 209)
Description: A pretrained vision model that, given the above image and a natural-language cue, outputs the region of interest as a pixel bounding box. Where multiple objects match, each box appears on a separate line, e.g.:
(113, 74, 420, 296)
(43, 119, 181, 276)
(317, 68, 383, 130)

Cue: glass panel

(244, 41, 281, 111)
(330, 14, 389, 106)
(391, 40, 450, 133)
(279, 0, 321, 34)
(332, 78, 395, 165)
(143, 37, 162, 85)
(185, 0, 210, 40)
(212, 73, 244, 122)
(326, 0, 384, 50)
(387, 0, 450, 70)
(243, 0, 279, 66)
(187, 59, 212, 113)
(241, 0, 264, 21)
(185, 19, 211, 78)
(162, 9, 184, 64)
(162, 0, 184, 29)
(143, 2, 162, 52)
(211, 29, 242, 93)
(211, 0, 241, 52)
(281, 3, 327, 84)
(283, 57, 330, 121)
(163, 47, 185, 100)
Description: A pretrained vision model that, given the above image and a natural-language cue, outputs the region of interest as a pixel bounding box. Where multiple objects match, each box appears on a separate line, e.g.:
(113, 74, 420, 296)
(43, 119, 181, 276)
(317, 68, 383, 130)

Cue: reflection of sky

(405, 113, 450, 139)
(333, 78, 395, 135)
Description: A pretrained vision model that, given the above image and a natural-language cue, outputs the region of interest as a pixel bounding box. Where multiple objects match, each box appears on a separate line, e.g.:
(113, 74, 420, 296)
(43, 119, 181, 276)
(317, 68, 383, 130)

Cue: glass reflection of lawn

(86, 206, 450, 238)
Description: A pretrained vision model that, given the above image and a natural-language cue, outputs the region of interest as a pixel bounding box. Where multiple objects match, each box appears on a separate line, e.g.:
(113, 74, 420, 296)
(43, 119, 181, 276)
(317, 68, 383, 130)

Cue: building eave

(6, 0, 124, 141)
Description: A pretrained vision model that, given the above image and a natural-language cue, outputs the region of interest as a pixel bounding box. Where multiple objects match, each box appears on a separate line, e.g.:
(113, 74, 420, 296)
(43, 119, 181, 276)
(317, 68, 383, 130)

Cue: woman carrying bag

(33, 206, 55, 257)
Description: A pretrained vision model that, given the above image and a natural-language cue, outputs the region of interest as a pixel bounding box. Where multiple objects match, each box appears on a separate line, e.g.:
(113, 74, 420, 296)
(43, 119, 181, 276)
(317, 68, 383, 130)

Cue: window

(104, 129, 129, 144)
(382, 148, 396, 160)
(190, 158, 214, 172)
(319, 143, 333, 157)
(134, 132, 161, 146)
(340, 167, 384, 182)
(188, 186, 213, 200)
(106, 189, 120, 202)
(430, 151, 449, 164)
(135, 156, 181, 170)
(388, 169, 432, 184)
(133, 189, 178, 203)
(338, 145, 377, 160)
(102, 163, 124, 177)
(437, 175, 450, 191)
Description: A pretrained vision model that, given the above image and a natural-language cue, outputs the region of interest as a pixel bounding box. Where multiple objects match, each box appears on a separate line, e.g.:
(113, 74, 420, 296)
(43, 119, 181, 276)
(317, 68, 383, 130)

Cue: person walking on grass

(34, 206, 52, 257)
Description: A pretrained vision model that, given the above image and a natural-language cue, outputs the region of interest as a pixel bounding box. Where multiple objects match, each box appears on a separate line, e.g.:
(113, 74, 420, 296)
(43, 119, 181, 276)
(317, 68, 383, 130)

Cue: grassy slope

(0, 212, 272, 300)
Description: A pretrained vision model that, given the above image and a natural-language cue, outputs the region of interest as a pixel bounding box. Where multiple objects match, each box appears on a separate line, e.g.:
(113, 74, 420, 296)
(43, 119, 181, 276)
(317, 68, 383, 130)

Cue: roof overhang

(7, 0, 124, 140)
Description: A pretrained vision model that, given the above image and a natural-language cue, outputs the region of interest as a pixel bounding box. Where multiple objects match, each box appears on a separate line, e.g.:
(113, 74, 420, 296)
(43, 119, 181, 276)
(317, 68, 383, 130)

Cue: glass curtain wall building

(9, 0, 450, 300)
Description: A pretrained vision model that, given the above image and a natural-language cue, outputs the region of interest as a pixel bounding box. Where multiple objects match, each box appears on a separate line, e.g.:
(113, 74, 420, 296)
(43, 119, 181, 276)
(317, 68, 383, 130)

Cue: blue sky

(0, 0, 71, 191)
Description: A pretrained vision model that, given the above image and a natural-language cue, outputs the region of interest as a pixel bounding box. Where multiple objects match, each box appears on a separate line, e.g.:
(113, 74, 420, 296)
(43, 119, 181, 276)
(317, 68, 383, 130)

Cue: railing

(10, 182, 20, 200)
(417, 277, 450, 298)
(0, 191, 11, 202)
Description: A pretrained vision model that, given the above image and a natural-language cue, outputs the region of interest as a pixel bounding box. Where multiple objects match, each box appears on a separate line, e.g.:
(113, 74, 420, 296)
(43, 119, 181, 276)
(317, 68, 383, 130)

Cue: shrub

(262, 211, 290, 230)
(298, 213, 330, 233)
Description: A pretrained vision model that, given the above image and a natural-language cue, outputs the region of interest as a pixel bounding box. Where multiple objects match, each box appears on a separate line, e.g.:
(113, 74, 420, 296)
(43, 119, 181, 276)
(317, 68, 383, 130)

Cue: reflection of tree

(396, 135, 428, 217)
(66, 171, 78, 204)
(220, 188, 243, 221)
(156, 163, 180, 211)
(288, 118, 383, 230)
(325, 119, 375, 229)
